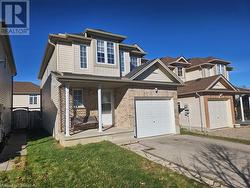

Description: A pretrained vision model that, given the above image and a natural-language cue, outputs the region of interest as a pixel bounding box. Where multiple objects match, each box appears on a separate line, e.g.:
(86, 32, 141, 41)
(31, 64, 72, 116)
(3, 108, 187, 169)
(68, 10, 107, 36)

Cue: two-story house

(161, 56, 250, 131)
(0, 22, 16, 143)
(13, 82, 40, 111)
(38, 28, 183, 146)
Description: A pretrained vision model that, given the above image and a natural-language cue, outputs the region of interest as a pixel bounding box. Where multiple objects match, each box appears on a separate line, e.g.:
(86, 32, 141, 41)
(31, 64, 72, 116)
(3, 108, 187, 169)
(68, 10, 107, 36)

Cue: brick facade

(114, 87, 179, 131)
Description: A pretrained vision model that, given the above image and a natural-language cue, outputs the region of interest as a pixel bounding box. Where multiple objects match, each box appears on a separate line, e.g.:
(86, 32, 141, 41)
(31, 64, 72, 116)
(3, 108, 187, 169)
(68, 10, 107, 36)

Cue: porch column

(65, 84, 70, 136)
(98, 87, 103, 132)
(248, 95, 250, 109)
(240, 95, 245, 122)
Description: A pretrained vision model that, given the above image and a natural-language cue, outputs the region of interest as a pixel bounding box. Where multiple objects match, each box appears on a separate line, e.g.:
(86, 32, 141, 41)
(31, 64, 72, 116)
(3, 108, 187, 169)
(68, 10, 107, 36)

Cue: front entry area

(208, 99, 233, 129)
(135, 98, 176, 138)
(101, 90, 114, 126)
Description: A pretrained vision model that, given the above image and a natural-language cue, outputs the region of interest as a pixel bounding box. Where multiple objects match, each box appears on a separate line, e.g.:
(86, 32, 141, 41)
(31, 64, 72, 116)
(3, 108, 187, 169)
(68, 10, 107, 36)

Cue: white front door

(135, 99, 176, 138)
(102, 90, 113, 126)
(208, 100, 233, 129)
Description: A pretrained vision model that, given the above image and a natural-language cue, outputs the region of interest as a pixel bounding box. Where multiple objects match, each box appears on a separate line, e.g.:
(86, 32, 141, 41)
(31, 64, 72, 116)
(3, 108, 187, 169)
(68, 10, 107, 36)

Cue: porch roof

(177, 75, 242, 97)
(53, 71, 182, 88)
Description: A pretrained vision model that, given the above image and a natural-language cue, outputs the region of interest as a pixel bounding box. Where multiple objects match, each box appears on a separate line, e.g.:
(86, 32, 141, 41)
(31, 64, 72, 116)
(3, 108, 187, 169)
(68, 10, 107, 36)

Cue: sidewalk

(0, 131, 27, 171)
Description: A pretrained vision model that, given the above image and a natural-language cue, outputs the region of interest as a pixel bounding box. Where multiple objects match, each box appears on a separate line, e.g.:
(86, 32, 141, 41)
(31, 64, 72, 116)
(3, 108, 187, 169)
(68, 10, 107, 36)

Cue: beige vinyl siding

(41, 74, 61, 140)
(92, 39, 120, 77)
(185, 69, 202, 81)
(179, 96, 206, 130)
(135, 66, 174, 82)
(57, 43, 74, 73)
(41, 48, 57, 88)
(0, 42, 12, 140)
(58, 39, 121, 77)
(13, 94, 40, 109)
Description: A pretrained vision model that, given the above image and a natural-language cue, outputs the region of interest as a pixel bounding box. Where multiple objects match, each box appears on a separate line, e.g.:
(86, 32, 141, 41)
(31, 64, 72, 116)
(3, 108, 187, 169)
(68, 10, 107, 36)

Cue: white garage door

(208, 100, 233, 129)
(135, 99, 176, 138)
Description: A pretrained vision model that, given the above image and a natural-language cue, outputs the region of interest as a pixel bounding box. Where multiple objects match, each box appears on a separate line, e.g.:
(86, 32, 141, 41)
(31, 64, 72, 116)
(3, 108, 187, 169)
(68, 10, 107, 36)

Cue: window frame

(177, 66, 183, 77)
(119, 51, 125, 72)
(96, 39, 116, 65)
(72, 89, 84, 108)
(29, 94, 38, 105)
(217, 64, 225, 75)
(79, 44, 88, 69)
(130, 56, 137, 71)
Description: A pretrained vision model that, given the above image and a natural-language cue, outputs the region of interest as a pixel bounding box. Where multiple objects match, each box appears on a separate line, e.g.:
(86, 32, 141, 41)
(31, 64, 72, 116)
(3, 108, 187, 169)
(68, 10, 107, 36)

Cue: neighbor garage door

(135, 99, 176, 138)
(208, 100, 233, 129)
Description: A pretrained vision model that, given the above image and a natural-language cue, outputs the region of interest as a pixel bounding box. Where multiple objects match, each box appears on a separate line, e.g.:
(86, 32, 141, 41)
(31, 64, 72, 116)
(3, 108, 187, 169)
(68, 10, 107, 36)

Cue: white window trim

(120, 51, 125, 72)
(217, 64, 225, 75)
(177, 67, 184, 77)
(79, 44, 88, 69)
(72, 89, 84, 108)
(29, 94, 38, 105)
(96, 39, 116, 65)
(130, 56, 138, 71)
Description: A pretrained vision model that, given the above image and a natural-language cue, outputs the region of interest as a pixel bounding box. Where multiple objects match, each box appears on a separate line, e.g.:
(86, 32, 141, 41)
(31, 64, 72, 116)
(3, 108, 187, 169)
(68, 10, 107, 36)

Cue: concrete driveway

(134, 135, 250, 188)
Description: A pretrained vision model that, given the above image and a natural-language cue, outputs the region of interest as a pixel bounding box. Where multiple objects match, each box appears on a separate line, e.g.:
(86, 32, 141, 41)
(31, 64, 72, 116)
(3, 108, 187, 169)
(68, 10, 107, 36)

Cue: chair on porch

(71, 115, 98, 133)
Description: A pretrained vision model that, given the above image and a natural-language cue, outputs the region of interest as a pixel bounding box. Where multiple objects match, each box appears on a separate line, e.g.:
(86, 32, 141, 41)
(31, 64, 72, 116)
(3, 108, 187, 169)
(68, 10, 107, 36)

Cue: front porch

(59, 82, 130, 137)
(234, 93, 250, 125)
(59, 126, 135, 147)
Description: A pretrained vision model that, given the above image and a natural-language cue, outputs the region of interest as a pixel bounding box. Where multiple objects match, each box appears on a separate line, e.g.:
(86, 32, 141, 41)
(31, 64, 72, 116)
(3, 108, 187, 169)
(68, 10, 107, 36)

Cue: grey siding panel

(41, 74, 61, 140)
(0, 41, 12, 141)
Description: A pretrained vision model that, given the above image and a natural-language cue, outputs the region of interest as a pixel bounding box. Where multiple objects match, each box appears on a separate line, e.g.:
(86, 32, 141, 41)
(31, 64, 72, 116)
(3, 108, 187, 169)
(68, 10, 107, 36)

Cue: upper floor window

(97, 40, 105, 63)
(29, 94, 37, 105)
(120, 51, 125, 72)
(97, 40, 115, 64)
(130, 56, 137, 71)
(73, 89, 83, 107)
(107, 42, 115, 64)
(217, 64, 225, 75)
(80, 45, 87, 68)
(177, 67, 183, 77)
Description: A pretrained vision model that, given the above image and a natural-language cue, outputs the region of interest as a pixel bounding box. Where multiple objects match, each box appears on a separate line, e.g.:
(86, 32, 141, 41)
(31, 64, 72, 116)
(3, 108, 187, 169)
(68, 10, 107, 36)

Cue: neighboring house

(38, 28, 183, 144)
(161, 56, 250, 131)
(13, 82, 40, 110)
(0, 22, 16, 142)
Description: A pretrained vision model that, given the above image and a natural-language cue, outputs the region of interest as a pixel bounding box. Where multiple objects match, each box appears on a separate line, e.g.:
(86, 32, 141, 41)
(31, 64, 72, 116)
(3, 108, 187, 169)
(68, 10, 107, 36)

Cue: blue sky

(10, 0, 250, 87)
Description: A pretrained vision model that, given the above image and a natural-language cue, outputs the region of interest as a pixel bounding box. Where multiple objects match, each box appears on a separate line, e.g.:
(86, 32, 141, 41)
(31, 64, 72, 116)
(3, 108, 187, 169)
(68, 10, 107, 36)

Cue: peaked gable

(208, 76, 237, 91)
(135, 66, 174, 82)
(127, 59, 183, 84)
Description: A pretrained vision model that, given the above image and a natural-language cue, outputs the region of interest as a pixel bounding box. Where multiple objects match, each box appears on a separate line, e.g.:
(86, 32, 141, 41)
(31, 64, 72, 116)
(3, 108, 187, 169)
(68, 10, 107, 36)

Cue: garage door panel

(135, 99, 176, 138)
(208, 100, 232, 129)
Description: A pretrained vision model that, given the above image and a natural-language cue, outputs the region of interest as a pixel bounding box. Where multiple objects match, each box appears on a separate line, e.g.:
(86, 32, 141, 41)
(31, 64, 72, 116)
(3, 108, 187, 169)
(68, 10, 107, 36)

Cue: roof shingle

(13, 82, 40, 94)
(177, 75, 220, 95)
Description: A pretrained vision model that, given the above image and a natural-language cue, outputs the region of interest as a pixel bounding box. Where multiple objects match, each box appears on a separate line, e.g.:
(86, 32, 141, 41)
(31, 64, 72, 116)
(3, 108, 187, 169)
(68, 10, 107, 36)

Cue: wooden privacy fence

(12, 108, 41, 130)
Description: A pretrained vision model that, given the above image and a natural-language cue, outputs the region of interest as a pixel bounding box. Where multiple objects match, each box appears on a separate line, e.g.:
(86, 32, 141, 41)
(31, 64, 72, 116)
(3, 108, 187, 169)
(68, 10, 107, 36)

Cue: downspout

(196, 92, 204, 132)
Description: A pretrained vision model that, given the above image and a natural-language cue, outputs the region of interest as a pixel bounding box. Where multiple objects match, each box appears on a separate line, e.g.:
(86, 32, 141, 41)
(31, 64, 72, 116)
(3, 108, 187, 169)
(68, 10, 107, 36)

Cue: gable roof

(187, 57, 230, 69)
(125, 58, 183, 84)
(0, 22, 16, 76)
(178, 75, 237, 96)
(83, 28, 127, 42)
(161, 56, 190, 65)
(13, 82, 40, 94)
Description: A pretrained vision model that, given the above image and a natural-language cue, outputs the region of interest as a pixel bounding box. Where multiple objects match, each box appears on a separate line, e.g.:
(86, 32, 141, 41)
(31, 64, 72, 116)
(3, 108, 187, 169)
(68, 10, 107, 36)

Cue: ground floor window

(73, 89, 83, 107)
(29, 94, 37, 105)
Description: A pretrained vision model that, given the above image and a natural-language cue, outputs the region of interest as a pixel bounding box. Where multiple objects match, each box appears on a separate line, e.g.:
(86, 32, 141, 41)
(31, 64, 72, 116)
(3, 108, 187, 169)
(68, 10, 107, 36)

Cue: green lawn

(180, 128, 250, 145)
(0, 130, 206, 188)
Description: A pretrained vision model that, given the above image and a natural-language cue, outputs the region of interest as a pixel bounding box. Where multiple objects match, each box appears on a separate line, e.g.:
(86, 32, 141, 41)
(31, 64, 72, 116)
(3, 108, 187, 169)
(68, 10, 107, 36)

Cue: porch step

(59, 130, 135, 147)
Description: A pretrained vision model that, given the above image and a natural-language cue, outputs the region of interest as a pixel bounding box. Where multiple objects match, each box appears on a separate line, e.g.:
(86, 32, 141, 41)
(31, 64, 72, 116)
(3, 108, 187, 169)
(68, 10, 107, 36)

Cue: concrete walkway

(0, 131, 27, 171)
(208, 127, 250, 140)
